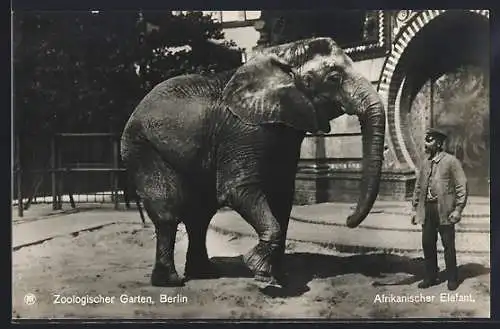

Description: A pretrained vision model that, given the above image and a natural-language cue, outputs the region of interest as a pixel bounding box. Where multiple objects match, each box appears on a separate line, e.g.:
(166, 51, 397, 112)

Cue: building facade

(210, 10, 490, 203)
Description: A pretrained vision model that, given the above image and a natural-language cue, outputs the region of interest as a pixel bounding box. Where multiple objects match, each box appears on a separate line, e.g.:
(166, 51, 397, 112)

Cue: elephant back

(122, 70, 238, 173)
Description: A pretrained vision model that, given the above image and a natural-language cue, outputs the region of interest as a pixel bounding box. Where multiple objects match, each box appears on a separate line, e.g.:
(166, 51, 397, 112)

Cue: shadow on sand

(209, 253, 490, 298)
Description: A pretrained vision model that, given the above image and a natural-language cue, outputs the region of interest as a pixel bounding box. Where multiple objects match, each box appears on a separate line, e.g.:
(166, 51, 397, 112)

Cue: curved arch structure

(377, 10, 489, 170)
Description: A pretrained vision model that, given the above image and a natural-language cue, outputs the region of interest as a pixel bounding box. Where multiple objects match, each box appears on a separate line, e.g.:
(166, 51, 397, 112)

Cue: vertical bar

(109, 136, 114, 204)
(315, 134, 328, 170)
(13, 16, 22, 217)
(430, 77, 434, 128)
(124, 171, 131, 209)
(51, 136, 57, 210)
(68, 170, 76, 209)
(16, 134, 23, 217)
(314, 134, 329, 204)
(112, 135, 119, 209)
(57, 136, 63, 209)
(85, 138, 88, 204)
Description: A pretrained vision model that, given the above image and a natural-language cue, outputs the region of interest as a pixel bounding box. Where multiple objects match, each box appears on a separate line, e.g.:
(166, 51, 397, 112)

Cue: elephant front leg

(269, 199, 293, 288)
(233, 191, 285, 287)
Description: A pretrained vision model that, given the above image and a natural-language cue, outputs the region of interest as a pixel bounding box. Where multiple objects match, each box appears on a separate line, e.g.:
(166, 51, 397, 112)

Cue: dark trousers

(422, 201, 458, 282)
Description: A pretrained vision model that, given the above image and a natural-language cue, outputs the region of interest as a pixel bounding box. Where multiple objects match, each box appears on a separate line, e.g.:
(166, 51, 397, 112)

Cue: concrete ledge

(208, 209, 490, 255)
(290, 201, 490, 233)
(12, 201, 489, 256)
(12, 208, 143, 250)
(289, 215, 489, 233)
(12, 223, 117, 251)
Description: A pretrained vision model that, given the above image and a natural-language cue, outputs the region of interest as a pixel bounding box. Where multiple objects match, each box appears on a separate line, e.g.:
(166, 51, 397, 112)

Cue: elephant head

(222, 37, 385, 228)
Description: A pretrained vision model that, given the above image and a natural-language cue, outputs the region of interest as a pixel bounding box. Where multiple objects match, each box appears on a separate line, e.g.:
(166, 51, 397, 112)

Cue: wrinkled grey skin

(120, 37, 385, 287)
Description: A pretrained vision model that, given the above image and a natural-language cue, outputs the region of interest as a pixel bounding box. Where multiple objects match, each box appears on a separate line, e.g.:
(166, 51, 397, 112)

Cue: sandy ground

(12, 221, 490, 320)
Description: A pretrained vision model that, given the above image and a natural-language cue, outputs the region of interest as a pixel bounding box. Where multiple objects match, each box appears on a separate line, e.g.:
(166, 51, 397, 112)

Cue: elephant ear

(221, 54, 322, 133)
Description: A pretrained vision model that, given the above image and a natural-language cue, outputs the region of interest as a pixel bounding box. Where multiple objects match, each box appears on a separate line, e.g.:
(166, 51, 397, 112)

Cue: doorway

(408, 65, 489, 196)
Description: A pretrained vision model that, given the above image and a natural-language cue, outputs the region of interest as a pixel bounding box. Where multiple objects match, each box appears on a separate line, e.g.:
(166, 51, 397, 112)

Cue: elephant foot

(151, 265, 185, 287)
(184, 261, 220, 280)
(254, 271, 288, 289)
(243, 241, 285, 288)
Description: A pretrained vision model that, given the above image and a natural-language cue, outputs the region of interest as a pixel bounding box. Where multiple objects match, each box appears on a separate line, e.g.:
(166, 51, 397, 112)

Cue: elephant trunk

(346, 78, 386, 228)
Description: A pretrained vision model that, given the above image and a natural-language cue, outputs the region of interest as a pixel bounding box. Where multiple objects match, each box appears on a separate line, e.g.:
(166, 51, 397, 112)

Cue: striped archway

(377, 9, 490, 170)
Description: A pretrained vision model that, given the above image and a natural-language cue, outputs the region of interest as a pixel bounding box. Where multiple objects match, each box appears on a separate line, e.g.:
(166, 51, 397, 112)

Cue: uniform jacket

(412, 151, 468, 225)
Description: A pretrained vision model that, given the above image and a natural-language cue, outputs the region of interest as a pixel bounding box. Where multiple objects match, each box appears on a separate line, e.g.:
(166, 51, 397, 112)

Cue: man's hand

(448, 210, 461, 224)
(410, 210, 417, 225)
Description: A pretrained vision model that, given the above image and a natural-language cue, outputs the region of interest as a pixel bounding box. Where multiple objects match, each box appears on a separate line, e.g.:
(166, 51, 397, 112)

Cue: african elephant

(120, 37, 386, 288)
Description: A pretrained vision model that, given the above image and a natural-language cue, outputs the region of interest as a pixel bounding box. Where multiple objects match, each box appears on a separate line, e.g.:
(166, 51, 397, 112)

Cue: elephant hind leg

(134, 151, 186, 287)
(143, 200, 184, 287)
(184, 210, 219, 280)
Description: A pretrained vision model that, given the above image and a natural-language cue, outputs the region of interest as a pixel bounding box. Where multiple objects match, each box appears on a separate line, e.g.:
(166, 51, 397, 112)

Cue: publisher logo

(24, 293, 37, 305)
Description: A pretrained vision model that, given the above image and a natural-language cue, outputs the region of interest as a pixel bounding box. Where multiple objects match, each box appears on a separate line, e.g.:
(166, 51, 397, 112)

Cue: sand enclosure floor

(12, 221, 490, 319)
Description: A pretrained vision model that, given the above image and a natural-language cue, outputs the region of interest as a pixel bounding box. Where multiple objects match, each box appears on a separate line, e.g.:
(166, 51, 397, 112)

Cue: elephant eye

(325, 72, 342, 85)
(303, 73, 315, 88)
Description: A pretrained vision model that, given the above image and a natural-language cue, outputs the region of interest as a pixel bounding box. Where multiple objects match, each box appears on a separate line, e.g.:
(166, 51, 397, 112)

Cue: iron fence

(13, 133, 135, 216)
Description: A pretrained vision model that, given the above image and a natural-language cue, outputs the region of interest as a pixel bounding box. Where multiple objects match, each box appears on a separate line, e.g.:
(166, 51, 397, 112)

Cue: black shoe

(447, 280, 459, 291)
(418, 278, 438, 289)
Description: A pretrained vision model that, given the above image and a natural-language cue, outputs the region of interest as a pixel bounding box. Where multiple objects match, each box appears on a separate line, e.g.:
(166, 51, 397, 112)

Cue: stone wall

(294, 169, 416, 205)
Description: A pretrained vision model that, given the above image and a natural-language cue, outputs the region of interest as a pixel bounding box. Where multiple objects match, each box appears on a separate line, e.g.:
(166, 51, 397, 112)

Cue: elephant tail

(120, 128, 147, 225)
(120, 124, 140, 169)
(121, 162, 147, 226)
(123, 170, 147, 226)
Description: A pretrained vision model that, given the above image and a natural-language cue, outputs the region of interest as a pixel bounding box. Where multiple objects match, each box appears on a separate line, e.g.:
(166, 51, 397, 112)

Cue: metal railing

(14, 133, 143, 221)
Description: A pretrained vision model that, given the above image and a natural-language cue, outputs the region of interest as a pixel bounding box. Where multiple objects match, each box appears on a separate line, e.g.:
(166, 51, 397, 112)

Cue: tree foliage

(14, 11, 243, 135)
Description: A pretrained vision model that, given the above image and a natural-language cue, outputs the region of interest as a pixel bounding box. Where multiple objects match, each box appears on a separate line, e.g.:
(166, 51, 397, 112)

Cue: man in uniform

(411, 127, 468, 291)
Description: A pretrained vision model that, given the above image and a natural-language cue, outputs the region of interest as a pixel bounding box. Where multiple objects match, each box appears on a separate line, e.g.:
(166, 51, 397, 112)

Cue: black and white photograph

(12, 9, 491, 319)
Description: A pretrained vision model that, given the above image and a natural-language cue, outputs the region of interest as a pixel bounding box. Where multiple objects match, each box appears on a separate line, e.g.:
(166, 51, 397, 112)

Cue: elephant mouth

(313, 98, 345, 134)
(318, 119, 331, 134)
(324, 99, 346, 120)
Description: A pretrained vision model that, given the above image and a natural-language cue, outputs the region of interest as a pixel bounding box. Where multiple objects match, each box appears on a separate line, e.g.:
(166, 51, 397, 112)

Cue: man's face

(424, 134, 440, 155)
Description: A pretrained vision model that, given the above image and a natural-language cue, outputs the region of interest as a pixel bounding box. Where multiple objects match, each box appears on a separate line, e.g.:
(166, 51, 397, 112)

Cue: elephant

(120, 37, 386, 288)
